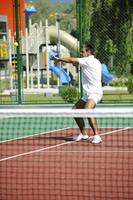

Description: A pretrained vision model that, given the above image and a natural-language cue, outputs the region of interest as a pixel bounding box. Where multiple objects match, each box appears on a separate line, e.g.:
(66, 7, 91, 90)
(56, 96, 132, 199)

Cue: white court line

(0, 127, 70, 143)
(0, 126, 131, 144)
(89, 127, 131, 138)
(0, 127, 131, 162)
(40, 150, 133, 153)
(0, 141, 75, 162)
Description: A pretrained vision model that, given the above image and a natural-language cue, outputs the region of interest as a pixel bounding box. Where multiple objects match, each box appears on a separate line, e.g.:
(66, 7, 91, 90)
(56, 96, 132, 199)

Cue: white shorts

(81, 93, 103, 104)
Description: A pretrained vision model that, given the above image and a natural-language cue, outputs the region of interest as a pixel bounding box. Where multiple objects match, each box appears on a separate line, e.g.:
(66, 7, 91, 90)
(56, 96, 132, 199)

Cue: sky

(25, 0, 73, 4)
(50, 0, 73, 4)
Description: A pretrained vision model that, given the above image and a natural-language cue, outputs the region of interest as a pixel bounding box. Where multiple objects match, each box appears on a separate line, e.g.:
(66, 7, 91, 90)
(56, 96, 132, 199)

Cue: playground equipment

(13, 20, 79, 92)
(48, 26, 78, 56)
(2, 20, 112, 94)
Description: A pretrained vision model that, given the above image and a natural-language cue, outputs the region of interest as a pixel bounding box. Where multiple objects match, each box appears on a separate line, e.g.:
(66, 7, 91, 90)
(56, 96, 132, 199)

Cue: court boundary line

(0, 127, 131, 162)
(0, 127, 70, 144)
(0, 140, 75, 162)
(0, 126, 131, 144)
(92, 127, 131, 137)
(39, 150, 133, 153)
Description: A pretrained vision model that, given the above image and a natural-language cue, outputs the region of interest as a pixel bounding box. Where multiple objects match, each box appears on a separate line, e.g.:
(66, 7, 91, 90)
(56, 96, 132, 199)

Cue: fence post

(14, 0, 22, 104)
(76, 0, 83, 97)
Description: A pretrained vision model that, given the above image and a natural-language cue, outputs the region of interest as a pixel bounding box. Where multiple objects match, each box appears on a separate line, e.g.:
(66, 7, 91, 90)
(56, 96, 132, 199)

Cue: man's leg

(84, 99, 98, 135)
(85, 99, 102, 143)
(73, 99, 86, 134)
(72, 99, 89, 141)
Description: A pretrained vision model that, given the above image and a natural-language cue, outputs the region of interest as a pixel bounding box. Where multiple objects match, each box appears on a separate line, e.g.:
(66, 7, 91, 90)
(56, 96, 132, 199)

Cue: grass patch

(102, 90, 133, 102)
(0, 90, 133, 104)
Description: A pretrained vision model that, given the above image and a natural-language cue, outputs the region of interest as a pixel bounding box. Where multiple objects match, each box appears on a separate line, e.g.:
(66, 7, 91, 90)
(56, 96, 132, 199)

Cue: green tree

(79, 0, 132, 77)
(31, 0, 76, 33)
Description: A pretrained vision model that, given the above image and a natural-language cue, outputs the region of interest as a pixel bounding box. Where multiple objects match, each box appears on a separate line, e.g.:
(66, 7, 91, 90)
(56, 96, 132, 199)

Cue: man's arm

(51, 56, 79, 65)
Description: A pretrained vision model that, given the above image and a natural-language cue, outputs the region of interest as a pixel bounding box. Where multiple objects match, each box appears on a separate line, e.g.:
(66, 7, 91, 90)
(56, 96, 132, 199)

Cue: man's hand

(51, 56, 60, 64)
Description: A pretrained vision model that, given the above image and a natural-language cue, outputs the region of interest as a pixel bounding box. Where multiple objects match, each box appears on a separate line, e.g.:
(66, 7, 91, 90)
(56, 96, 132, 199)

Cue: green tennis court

(0, 113, 132, 142)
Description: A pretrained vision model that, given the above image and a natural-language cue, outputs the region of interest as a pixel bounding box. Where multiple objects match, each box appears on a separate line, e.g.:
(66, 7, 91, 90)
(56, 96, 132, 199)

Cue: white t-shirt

(78, 55, 103, 95)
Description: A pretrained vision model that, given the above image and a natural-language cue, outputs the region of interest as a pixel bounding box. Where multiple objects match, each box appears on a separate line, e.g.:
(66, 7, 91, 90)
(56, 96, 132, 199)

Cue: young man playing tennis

(51, 41, 102, 144)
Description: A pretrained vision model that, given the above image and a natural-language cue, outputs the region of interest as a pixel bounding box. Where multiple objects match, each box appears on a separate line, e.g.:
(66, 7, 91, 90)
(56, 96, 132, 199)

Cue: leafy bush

(126, 75, 133, 94)
(109, 78, 126, 87)
(60, 86, 77, 103)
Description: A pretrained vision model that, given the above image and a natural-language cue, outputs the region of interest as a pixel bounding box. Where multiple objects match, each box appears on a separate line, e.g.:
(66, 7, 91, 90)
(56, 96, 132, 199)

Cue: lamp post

(50, 13, 61, 54)
(56, 13, 61, 55)
(24, 1, 37, 32)
(50, 13, 62, 86)
(55, 13, 62, 86)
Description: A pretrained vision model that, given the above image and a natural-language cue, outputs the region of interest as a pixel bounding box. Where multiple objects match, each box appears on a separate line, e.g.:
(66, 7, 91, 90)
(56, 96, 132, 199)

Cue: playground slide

(48, 26, 79, 56)
(47, 26, 79, 83)
(49, 65, 71, 84)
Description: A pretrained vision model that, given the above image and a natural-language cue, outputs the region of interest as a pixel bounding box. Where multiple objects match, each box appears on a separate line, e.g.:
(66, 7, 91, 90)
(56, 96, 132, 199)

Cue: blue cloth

(101, 63, 113, 83)
(48, 50, 71, 84)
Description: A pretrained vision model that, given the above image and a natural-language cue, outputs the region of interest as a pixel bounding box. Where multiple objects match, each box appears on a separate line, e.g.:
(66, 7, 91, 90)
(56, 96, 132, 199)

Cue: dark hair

(84, 41, 94, 54)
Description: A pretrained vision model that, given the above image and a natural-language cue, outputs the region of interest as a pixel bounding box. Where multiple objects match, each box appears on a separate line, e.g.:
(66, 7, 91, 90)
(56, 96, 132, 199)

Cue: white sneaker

(91, 135, 102, 144)
(73, 133, 89, 141)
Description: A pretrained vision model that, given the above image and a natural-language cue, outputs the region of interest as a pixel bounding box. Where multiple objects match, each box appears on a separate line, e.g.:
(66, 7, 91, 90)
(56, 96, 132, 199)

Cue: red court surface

(0, 128, 133, 200)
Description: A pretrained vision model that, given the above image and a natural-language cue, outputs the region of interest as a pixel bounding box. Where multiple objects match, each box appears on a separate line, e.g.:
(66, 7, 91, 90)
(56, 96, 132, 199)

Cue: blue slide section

(50, 65, 71, 84)
(48, 50, 71, 84)
(101, 63, 113, 83)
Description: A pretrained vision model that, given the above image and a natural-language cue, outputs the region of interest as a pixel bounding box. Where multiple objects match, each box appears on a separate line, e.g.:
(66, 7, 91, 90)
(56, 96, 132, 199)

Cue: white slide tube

(48, 26, 79, 56)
